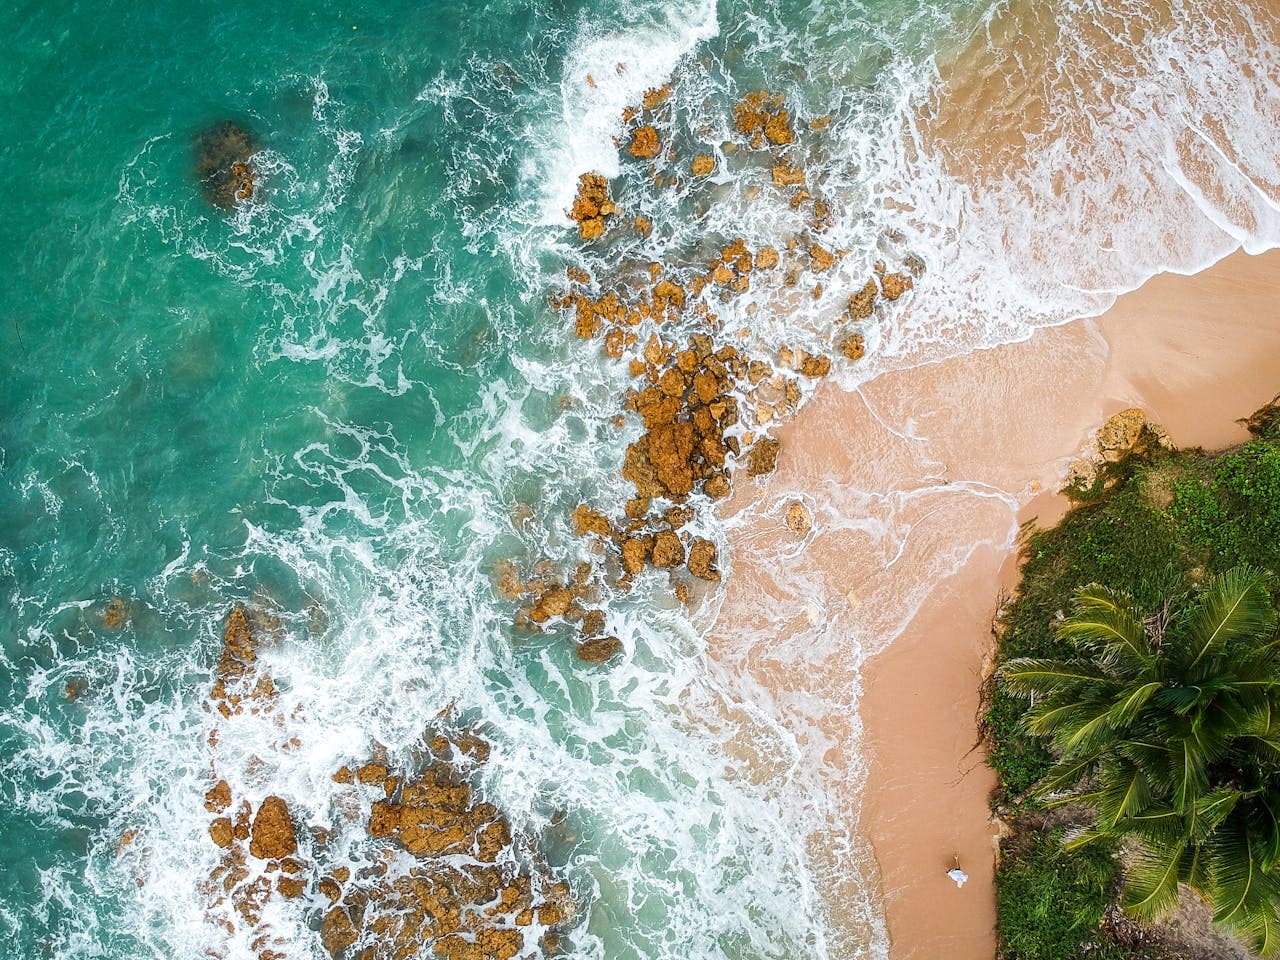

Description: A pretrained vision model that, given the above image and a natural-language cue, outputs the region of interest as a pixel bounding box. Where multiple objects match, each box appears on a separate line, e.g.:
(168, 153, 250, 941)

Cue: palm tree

(1002, 566, 1280, 954)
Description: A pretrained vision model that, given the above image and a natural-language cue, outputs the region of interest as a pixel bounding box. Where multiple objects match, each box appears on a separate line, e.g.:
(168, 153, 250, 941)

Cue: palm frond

(1184, 566, 1276, 671)
(1123, 841, 1185, 921)
(1059, 584, 1151, 665)
(1000, 658, 1112, 698)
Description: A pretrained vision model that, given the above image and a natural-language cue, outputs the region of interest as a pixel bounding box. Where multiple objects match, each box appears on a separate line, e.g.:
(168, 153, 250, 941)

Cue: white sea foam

(541, 0, 719, 222)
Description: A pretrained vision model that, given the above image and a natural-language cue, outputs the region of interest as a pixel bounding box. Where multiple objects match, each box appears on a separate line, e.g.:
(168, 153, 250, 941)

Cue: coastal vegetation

(989, 398, 1280, 958)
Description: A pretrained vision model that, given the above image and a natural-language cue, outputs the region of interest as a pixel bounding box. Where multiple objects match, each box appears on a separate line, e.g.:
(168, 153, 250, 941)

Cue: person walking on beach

(946, 853, 968, 888)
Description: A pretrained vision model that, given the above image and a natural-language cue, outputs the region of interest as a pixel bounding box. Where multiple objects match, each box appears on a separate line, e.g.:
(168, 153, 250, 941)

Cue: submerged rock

(193, 120, 259, 209)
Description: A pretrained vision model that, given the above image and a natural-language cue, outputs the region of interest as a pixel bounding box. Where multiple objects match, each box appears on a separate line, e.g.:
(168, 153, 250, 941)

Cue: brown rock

(764, 110, 795, 145)
(691, 154, 715, 176)
(531, 586, 573, 622)
(648, 422, 696, 496)
(800, 353, 831, 377)
(572, 504, 613, 538)
(209, 817, 234, 849)
(321, 906, 359, 955)
(840, 334, 866, 361)
(704, 474, 731, 499)
(604, 327, 625, 358)
(568, 173, 615, 241)
(848, 279, 878, 319)
(629, 126, 660, 159)
(642, 84, 672, 110)
(624, 498, 650, 520)
(577, 637, 624, 663)
(277, 876, 306, 899)
(356, 763, 387, 785)
(658, 367, 686, 398)
(620, 537, 652, 575)
(809, 244, 836, 272)
(205, 780, 232, 813)
(785, 501, 812, 535)
(664, 506, 694, 528)
(582, 609, 606, 637)
(651, 531, 685, 568)
(687, 540, 721, 582)
(248, 796, 297, 861)
(772, 164, 804, 188)
(880, 272, 913, 300)
(634, 215, 652, 237)
(332, 766, 354, 784)
(747, 438, 780, 476)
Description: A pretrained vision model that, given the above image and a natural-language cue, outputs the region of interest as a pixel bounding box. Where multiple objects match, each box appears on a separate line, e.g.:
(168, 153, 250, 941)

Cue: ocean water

(0, 1, 1276, 958)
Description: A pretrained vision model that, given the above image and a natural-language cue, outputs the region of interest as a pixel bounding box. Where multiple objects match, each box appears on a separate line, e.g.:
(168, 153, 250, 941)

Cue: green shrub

(996, 828, 1117, 960)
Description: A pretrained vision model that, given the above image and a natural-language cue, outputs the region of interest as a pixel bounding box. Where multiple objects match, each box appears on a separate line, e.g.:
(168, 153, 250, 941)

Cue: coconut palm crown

(1002, 566, 1280, 954)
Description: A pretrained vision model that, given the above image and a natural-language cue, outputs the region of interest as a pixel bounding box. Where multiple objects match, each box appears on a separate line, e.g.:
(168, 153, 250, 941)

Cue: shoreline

(859, 247, 1280, 958)
(710, 247, 1280, 958)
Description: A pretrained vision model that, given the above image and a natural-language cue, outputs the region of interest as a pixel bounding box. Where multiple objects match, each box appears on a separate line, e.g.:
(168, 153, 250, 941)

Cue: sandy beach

(710, 247, 1280, 958)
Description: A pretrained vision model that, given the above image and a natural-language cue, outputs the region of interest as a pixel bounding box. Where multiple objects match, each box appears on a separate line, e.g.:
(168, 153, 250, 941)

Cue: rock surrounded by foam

(193, 120, 259, 209)
(200, 608, 573, 960)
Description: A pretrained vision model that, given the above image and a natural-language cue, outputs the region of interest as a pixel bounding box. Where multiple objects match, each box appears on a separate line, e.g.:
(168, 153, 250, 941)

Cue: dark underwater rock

(193, 121, 259, 209)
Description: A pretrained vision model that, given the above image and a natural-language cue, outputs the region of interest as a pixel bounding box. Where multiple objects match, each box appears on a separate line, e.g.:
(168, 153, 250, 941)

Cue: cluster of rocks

(495, 558, 622, 663)
(534, 85, 926, 658)
(194, 121, 259, 209)
(732, 90, 796, 149)
(200, 608, 572, 960)
(567, 173, 617, 241)
(1065, 407, 1173, 493)
(320, 740, 572, 960)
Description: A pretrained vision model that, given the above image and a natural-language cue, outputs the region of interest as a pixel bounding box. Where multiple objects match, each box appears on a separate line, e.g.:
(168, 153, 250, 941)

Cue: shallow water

(1, 0, 1276, 957)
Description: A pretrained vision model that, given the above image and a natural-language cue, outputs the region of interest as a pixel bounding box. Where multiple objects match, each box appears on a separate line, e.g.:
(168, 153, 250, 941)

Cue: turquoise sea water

(2, 0, 1276, 957)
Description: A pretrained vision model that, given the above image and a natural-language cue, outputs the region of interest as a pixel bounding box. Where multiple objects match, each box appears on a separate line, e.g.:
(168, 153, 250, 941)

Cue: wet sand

(710, 247, 1280, 959)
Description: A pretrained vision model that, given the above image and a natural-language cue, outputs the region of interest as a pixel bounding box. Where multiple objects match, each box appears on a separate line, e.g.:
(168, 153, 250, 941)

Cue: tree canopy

(1002, 566, 1280, 954)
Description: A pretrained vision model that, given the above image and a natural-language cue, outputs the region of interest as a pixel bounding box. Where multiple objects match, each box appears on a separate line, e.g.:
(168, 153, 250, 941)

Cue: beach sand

(709, 247, 1280, 958)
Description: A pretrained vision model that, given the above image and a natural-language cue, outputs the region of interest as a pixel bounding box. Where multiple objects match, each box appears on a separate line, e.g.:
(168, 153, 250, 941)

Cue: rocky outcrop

(733, 91, 795, 148)
(568, 173, 617, 241)
(248, 796, 297, 860)
(629, 126, 661, 160)
(578, 636, 623, 663)
(193, 121, 259, 209)
(317, 733, 573, 959)
(691, 154, 715, 177)
(1066, 408, 1173, 491)
(200, 608, 574, 959)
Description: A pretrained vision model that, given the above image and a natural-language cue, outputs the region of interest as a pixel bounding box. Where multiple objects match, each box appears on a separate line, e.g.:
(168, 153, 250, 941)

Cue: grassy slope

(989, 403, 1280, 959)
